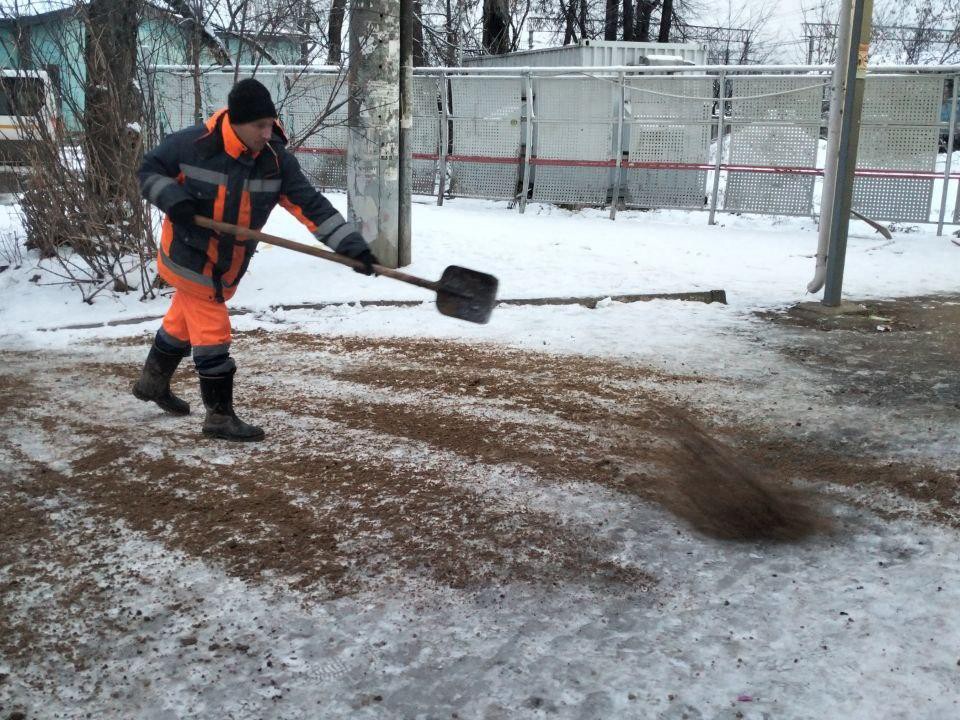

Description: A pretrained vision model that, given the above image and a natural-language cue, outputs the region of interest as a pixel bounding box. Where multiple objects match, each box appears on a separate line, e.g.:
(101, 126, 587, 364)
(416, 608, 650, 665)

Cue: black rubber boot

(198, 369, 265, 442)
(132, 344, 191, 415)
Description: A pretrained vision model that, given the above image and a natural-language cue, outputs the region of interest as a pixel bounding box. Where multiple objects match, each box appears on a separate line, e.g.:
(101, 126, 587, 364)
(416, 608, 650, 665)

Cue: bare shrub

(0, 229, 23, 270)
(0, 1, 157, 303)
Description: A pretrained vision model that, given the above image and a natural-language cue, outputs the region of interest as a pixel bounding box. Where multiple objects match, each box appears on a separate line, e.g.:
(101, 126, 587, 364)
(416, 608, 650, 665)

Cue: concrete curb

(41, 289, 727, 332)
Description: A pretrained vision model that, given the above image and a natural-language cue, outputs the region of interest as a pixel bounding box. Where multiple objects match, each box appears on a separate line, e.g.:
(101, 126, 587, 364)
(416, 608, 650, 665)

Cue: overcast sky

(696, 0, 825, 63)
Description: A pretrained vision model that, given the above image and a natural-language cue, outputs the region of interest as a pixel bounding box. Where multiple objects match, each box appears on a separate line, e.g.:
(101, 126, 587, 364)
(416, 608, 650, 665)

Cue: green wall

(0, 11, 301, 132)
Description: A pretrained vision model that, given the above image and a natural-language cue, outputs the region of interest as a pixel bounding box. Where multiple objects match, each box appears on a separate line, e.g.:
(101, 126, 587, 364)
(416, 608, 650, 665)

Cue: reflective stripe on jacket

(139, 108, 368, 302)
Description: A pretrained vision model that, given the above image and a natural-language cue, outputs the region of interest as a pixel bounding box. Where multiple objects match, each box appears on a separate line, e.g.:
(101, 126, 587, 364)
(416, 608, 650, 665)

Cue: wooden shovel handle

(193, 216, 439, 292)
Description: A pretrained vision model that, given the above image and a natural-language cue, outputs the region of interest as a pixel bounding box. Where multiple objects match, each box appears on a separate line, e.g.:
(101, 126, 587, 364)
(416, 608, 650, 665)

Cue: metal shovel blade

(435, 265, 499, 324)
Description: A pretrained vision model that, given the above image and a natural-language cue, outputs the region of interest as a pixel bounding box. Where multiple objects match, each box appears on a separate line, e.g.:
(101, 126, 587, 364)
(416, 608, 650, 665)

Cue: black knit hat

(227, 78, 277, 125)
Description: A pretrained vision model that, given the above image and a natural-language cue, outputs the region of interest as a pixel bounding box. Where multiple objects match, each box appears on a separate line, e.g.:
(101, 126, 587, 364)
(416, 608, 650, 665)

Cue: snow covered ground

(2, 192, 957, 340)
(1, 196, 959, 719)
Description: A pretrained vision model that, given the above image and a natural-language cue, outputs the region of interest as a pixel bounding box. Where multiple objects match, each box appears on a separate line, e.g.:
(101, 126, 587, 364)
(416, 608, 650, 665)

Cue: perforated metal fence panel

(532, 77, 615, 205)
(723, 77, 824, 216)
(282, 74, 348, 191)
(146, 66, 958, 229)
(153, 71, 196, 133)
(448, 77, 522, 200)
(197, 72, 286, 120)
(411, 75, 440, 196)
(622, 77, 713, 209)
(853, 76, 942, 222)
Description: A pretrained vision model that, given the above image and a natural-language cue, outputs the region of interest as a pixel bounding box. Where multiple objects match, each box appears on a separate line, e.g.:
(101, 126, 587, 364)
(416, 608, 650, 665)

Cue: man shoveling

(133, 79, 379, 442)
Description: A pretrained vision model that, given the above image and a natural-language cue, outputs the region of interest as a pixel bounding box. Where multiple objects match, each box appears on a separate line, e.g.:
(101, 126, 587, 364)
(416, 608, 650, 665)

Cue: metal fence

(150, 64, 960, 233)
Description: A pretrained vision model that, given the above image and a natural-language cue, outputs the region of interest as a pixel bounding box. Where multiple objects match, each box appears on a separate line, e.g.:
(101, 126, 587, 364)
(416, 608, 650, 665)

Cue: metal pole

(519, 72, 533, 214)
(347, 0, 400, 267)
(822, 0, 873, 307)
(936, 75, 958, 236)
(609, 72, 625, 220)
(438, 72, 449, 206)
(398, 0, 413, 266)
(708, 72, 727, 225)
(808, 0, 854, 293)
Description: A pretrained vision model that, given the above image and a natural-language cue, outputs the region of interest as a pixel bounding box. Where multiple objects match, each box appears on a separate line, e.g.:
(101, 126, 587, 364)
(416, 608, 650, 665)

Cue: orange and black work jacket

(139, 108, 369, 303)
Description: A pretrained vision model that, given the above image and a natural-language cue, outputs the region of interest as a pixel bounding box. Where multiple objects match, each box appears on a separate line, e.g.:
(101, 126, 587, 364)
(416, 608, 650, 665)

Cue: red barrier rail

(292, 147, 960, 180)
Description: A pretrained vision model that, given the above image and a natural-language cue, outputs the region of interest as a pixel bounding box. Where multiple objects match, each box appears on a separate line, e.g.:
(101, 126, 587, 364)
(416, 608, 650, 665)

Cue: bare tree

(84, 0, 142, 209)
(873, 0, 960, 64)
(161, 0, 230, 65)
(658, 0, 673, 42)
(635, 1, 656, 41)
(328, 0, 347, 63)
(675, 2, 776, 64)
(800, 0, 960, 65)
(0, 0, 159, 300)
(483, 0, 511, 53)
(604, 0, 618, 40)
(623, 0, 634, 40)
(412, 0, 427, 65)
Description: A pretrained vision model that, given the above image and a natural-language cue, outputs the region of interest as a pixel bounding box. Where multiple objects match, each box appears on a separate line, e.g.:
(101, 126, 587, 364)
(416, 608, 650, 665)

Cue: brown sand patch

(656, 408, 827, 541)
(9, 326, 957, 590)
(0, 482, 126, 677)
(742, 435, 960, 526)
(308, 393, 824, 543)
(0, 358, 45, 414)
(9, 407, 650, 597)
(50, 437, 346, 592)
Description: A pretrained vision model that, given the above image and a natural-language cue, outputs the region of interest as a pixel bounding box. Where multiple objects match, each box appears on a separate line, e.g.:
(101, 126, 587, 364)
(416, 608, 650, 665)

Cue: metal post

(519, 72, 533, 214)
(936, 75, 958, 236)
(398, 0, 412, 266)
(347, 0, 401, 267)
(438, 72, 449, 206)
(822, 0, 873, 307)
(808, 0, 854, 293)
(708, 72, 727, 225)
(609, 72, 625, 221)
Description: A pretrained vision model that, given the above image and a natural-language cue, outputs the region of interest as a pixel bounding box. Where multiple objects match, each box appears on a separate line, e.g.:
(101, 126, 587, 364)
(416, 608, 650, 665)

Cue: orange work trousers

(157, 290, 234, 374)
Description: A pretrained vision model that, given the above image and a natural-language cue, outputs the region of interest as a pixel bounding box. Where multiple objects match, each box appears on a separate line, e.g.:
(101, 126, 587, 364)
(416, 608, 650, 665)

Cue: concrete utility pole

(822, 0, 873, 307)
(807, 0, 853, 294)
(348, 0, 402, 267)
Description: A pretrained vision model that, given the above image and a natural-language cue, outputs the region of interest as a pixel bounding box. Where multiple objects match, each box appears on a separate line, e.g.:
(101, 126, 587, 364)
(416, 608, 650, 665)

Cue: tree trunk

(327, 0, 346, 64)
(161, 0, 229, 64)
(562, 0, 578, 44)
(605, 0, 619, 41)
(412, 0, 426, 66)
(482, 0, 510, 54)
(297, 6, 312, 64)
(636, 1, 656, 42)
(622, 0, 634, 42)
(84, 0, 142, 212)
(578, 0, 587, 40)
(657, 0, 673, 43)
(444, 0, 457, 66)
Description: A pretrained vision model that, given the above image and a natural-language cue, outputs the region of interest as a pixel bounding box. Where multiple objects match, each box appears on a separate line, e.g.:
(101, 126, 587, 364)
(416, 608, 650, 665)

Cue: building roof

(0, 1, 306, 45)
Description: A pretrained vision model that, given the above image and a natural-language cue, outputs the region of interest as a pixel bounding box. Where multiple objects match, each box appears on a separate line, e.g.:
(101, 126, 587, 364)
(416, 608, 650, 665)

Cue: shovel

(194, 216, 498, 324)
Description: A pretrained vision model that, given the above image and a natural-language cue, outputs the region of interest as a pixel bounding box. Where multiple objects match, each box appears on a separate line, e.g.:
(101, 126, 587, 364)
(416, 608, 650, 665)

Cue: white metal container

(462, 40, 708, 68)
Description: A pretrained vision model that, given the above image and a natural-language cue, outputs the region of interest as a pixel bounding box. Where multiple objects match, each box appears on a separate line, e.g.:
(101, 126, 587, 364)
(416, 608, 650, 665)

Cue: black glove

(352, 249, 380, 276)
(167, 199, 198, 227)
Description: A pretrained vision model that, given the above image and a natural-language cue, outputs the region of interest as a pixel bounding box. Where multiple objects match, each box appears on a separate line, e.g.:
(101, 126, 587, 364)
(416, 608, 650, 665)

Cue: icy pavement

(1, 197, 959, 718)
